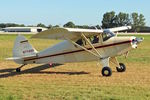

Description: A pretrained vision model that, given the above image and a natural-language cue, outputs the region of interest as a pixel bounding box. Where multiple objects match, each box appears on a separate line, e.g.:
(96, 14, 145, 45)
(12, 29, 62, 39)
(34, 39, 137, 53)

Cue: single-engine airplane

(7, 26, 143, 76)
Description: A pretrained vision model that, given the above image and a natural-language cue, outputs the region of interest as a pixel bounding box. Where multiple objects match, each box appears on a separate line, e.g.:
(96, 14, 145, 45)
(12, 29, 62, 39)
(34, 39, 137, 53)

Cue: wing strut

(110, 57, 119, 67)
(81, 33, 102, 58)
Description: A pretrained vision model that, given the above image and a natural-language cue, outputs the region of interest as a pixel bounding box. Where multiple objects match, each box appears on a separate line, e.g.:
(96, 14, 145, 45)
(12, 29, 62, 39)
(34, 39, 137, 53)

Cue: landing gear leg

(101, 57, 112, 77)
(16, 64, 26, 72)
(110, 57, 126, 72)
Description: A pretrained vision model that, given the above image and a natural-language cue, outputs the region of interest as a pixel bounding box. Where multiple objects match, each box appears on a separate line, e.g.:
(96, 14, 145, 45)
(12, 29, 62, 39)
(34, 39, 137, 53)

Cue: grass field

(0, 34, 150, 100)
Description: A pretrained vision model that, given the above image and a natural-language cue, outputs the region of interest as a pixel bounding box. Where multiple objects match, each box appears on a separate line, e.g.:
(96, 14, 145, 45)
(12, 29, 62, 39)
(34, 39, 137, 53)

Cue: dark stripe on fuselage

(24, 40, 131, 61)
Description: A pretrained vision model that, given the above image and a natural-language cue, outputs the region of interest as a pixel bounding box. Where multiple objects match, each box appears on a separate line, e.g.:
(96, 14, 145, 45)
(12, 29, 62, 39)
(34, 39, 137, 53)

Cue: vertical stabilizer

(13, 35, 37, 58)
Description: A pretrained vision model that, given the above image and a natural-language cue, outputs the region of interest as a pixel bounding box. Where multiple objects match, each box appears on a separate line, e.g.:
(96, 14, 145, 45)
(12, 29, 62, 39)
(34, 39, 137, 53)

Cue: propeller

(131, 37, 144, 48)
(132, 37, 144, 44)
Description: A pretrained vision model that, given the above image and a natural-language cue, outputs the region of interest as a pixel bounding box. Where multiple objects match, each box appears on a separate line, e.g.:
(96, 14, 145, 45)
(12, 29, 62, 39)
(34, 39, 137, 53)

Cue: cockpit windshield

(102, 30, 115, 41)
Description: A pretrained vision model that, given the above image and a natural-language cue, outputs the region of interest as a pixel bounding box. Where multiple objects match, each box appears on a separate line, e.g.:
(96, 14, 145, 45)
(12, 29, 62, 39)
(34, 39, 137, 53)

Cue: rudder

(13, 35, 37, 58)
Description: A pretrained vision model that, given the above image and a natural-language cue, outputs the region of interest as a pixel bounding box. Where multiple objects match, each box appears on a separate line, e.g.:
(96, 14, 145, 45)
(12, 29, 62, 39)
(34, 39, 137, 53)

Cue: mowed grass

(0, 34, 150, 100)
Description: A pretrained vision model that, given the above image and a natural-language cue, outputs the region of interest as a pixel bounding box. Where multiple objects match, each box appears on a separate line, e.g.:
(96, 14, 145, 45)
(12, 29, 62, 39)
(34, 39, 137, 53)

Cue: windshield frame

(102, 30, 115, 41)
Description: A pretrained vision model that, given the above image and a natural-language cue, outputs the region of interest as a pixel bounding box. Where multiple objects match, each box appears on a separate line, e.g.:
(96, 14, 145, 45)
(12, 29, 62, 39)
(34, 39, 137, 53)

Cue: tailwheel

(16, 68, 21, 72)
(102, 67, 112, 77)
(16, 64, 26, 72)
(116, 63, 126, 72)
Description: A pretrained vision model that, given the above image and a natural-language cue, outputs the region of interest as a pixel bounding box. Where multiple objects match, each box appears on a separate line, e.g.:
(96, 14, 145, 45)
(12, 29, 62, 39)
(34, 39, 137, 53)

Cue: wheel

(16, 68, 21, 72)
(102, 67, 112, 76)
(116, 63, 126, 72)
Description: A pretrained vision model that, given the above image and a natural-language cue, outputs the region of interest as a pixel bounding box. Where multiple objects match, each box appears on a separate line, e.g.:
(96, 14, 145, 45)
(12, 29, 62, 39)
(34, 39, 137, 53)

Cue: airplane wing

(108, 26, 131, 32)
(31, 26, 131, 40)
(31, 27, 103, 40)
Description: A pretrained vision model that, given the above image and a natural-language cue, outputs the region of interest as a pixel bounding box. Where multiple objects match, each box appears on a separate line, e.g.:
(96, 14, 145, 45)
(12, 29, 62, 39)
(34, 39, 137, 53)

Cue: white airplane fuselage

(23, 36, 136, 64)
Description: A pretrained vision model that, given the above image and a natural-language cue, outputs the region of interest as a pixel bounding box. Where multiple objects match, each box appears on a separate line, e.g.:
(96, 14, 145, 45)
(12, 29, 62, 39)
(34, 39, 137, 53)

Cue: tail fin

(13, 35, 37, 58)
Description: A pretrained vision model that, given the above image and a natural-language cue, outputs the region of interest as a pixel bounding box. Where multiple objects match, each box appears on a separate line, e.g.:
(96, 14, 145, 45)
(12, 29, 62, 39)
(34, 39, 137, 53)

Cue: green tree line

(0, 11, 148, 32)
(0, 23, 25, 28)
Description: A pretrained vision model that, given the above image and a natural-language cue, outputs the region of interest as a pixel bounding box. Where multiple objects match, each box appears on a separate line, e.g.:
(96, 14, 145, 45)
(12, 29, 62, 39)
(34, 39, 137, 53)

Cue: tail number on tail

(23, 49, 34, 54)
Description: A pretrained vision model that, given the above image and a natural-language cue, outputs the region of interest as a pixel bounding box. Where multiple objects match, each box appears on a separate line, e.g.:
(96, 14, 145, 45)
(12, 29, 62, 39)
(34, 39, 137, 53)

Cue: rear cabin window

(76, 39, 83, 46)
(92, 36, 99, 44)
(75, 35, 100, 46)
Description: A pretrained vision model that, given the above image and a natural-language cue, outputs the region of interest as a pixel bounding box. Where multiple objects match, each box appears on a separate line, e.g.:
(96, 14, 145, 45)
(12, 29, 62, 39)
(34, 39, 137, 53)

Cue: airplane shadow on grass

(0, 64, 90, 78)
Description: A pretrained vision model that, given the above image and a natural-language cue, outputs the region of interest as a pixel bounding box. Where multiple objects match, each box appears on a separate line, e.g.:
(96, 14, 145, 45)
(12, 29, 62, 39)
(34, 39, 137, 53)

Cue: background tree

(115, 12, 131, 27)
(0, 23, 25, 28)
(95, 25, 101, 29)
(138, 14, 145, 26)
(131, 12, 145, 32)
(0, 23, 6, 28)
(102, 11, 116, 28)
(131, 12, 139, 31)
(37, 23, 46, 28)
(53, 25, 60, 28)
(47, 24, 53, 29)
(63, 21, 75, 28)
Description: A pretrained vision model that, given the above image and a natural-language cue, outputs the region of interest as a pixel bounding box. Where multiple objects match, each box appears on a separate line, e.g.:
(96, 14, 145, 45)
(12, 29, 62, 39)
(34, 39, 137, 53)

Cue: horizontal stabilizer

(6, 54, 37, 61)
(6, 57, 22, 61)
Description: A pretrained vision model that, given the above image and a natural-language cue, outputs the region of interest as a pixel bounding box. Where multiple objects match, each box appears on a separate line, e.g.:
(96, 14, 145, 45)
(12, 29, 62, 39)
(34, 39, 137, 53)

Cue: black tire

(16, 68, 21, 72)
(116, 63, 126, 72)
(102, 67, 112, 76)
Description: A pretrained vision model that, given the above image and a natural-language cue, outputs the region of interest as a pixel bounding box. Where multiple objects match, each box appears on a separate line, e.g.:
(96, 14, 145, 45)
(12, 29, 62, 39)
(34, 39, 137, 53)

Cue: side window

(92, 35, 99, 44)
(76, 39, 83, 46)
(102, 32, 109, 41)
(75, 35, 100, 47)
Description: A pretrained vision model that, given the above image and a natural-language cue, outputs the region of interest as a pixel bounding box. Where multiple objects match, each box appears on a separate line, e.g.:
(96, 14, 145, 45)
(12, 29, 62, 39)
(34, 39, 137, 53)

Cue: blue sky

(0, 0, 149, 26)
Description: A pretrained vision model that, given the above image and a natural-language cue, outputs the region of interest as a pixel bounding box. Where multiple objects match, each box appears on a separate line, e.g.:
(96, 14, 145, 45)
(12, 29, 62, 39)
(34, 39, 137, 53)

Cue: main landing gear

(101, 63, 126, 77)
(101, 57, 126, 77)
(16, 64, 27, 72)
(102, 66, 112, 76)
(116, 63, 126, 72)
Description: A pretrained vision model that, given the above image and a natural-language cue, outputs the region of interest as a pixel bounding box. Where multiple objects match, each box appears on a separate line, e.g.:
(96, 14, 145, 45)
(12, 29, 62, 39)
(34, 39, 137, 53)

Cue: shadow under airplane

(0, 63, 90, 78)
